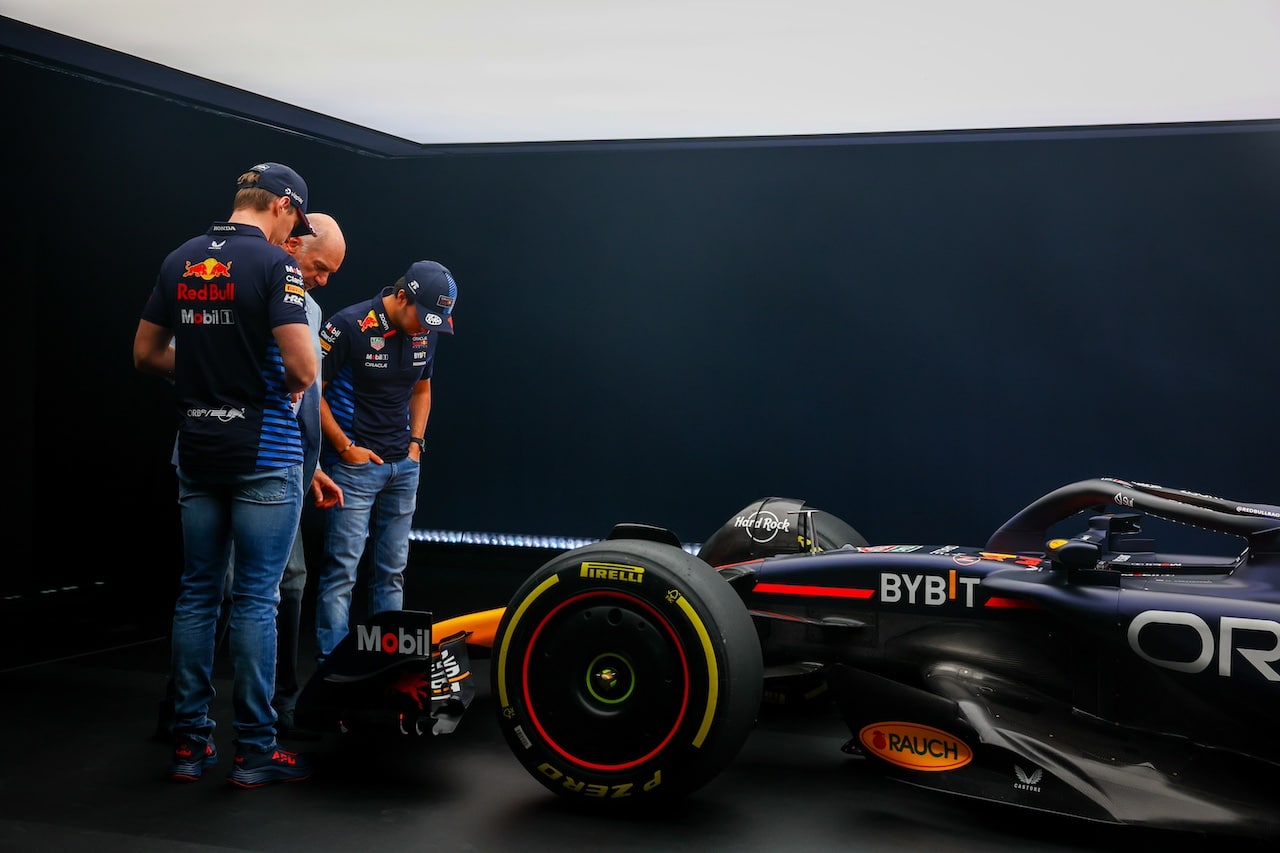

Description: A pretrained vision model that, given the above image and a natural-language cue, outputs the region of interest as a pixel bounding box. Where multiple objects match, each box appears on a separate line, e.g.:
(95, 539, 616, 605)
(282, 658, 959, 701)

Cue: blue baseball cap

(237, 162, 315, 238)
(403, 261, 457, 334)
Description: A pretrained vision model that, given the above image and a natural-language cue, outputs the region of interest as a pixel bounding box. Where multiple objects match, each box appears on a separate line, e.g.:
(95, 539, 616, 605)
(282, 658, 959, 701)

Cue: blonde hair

(233, 171, 276, 212)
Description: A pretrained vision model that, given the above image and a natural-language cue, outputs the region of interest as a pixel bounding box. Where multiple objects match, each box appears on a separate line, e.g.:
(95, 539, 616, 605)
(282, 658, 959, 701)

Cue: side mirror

(1047, 537, 1122, 586)
(1047, 537, 1101, 571)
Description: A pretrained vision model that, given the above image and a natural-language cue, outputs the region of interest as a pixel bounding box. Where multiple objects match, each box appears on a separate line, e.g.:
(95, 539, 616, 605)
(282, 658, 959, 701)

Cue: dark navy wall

(9, 53, 1279, 602)
(406, 131, 1280, 549)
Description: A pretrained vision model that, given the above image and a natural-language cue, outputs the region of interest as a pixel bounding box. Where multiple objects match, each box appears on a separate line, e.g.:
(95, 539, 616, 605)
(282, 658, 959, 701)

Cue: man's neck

(228, 209, 277, 242)
(378, 295, 406, 334)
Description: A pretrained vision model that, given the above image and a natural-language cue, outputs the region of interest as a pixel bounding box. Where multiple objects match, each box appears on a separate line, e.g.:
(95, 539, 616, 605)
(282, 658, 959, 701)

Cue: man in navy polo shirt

(133, 162, 319, 788)
(152, 212, 346, 744)
(313, 260, 458, 659)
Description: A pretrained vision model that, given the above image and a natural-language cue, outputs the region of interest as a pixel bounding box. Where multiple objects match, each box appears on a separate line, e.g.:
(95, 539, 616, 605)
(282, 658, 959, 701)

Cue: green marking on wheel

(585, 652, 636, 704)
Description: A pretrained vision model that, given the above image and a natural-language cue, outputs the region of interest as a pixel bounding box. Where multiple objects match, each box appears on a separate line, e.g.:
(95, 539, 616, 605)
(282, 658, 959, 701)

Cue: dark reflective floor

(0, 545, 1269, 852)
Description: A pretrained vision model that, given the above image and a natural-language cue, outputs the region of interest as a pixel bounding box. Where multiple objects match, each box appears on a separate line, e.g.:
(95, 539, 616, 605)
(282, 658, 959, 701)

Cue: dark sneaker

(169, 737, 217, 782)
(276, 706, 322, 741)
(226, 744, 312, 788)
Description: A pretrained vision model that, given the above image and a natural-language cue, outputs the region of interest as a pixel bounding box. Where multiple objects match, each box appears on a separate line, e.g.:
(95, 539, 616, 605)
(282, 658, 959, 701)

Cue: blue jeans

(315, 455, 420, 657)
(172, 465, 303, 751)
(273, 526, 308, 711)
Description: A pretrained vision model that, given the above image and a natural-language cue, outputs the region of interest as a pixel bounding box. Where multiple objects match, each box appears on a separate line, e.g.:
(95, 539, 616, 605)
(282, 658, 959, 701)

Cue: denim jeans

(315, 455, 420, 657)
(272, 527, 308, 711)
(172, 464, 303, 751)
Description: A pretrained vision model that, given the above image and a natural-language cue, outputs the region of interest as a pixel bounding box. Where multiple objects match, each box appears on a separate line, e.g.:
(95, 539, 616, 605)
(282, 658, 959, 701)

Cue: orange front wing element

(431, 607, 506, 649)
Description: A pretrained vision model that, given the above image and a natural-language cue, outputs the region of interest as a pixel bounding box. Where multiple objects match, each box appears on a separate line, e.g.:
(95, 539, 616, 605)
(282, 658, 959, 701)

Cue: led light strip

(409, 529, 701, 555)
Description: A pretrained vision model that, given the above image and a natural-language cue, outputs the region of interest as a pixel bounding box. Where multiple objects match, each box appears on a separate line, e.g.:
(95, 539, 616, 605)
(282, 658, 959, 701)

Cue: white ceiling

(5, 0, 1279, 145)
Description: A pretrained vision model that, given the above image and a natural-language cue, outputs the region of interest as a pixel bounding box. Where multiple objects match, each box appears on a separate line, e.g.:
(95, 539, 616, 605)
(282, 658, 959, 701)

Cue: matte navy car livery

(295, 477, 1279, 839)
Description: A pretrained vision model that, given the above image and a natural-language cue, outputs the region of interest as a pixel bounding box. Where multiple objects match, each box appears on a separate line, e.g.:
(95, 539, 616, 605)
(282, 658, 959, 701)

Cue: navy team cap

(237, 162, 315, 238)
(402, 261, 458, 334)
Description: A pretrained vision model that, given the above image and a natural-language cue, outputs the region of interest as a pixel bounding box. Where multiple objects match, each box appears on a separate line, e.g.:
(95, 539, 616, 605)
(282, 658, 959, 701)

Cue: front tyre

(492, 538, 763, 806)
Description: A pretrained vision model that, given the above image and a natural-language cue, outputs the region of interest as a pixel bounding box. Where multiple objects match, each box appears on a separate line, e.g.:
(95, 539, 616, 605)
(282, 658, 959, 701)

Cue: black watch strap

(409, 436, 426, 451)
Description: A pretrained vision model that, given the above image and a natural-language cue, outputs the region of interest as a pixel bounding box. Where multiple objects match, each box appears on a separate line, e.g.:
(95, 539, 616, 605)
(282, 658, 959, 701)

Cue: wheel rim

(521, 590, 692, 771)
(585, 651, 637, 704)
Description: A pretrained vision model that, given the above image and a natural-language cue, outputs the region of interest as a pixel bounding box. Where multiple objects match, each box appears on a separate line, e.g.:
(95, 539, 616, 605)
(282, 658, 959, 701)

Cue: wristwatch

(409, 436, 426, 452)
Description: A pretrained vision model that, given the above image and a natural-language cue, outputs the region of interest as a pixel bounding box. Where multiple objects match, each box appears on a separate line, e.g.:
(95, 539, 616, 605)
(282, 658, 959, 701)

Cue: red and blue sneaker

(169, 737, 217, 782)
(226, 743, 312, 788)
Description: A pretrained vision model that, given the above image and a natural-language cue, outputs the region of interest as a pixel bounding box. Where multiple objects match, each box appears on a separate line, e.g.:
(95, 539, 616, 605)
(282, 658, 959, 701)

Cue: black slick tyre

(491, 537, 763, 807)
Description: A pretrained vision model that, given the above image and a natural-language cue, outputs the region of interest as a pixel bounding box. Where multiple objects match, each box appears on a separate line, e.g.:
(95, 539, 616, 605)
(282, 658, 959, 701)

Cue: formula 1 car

(295, 477, 1279, 839)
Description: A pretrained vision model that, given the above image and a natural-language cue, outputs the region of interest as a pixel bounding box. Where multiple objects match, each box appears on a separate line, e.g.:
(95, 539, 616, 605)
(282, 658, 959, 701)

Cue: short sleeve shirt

(141, 221, 310, 475)
(319, 287, 440, 465)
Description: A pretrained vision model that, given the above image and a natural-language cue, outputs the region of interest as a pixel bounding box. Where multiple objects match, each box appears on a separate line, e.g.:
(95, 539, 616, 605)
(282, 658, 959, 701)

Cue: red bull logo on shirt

(177, 282, 235, 301)
(183, 258, 233, 281)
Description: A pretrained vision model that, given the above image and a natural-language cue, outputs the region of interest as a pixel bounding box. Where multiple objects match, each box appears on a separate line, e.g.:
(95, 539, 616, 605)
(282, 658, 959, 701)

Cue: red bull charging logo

(183, 258, 233, 281)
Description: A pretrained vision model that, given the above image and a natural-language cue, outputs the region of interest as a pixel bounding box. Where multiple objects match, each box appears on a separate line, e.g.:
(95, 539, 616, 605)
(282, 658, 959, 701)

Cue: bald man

(274, 212, 347, 737)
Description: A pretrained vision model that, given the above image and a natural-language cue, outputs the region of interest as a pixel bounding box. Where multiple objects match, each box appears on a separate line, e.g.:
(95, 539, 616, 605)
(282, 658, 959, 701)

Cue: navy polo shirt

(319, 287, 441, 465)
(141, 221, 310, 475)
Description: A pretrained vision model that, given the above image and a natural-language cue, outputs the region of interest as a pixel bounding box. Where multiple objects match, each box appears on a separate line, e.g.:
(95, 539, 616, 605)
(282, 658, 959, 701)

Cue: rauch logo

(858, 721, 973, 771)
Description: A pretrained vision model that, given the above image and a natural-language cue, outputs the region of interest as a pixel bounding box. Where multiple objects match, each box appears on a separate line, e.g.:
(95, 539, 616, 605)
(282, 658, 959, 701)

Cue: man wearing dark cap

(313, 261, 458, 659)
(133, 162, 320, 787)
